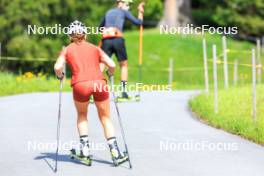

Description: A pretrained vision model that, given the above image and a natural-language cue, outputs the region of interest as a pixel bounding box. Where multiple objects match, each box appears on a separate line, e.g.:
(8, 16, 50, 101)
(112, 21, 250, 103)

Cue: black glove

(57, 72, 65, 80)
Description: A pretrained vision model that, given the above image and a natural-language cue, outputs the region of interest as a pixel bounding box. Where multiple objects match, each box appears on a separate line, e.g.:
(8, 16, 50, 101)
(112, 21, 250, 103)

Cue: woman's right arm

(54, 48, 67, 79)
(125, 3, 145, 25)
(125, 10, 143, 25)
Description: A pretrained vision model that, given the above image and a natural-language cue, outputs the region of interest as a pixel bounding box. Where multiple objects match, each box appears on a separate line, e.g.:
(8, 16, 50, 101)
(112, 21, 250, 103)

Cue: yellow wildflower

(24, 72, 34, 79)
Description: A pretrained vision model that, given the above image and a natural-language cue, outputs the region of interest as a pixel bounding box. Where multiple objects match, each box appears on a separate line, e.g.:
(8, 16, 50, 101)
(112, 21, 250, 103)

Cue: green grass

(189, 85, 264, 144)
(123, 29, 254, 89)
(0, 72, 71, 96)
(0, 29, 256, 96)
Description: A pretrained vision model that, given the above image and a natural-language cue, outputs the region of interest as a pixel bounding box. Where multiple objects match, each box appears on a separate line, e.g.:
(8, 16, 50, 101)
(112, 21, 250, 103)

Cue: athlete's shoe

(116, 92, 132, 102)
(70, 149, 92, 166)
(108, 138, 129, 166)
(121, 92, 129, 99)
(111, 150, 129, 166)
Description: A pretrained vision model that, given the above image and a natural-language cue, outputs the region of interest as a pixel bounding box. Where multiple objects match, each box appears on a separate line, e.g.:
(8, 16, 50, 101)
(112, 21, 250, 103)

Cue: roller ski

(70, 136, 92, 166)
(108, 137, 130, 167)
(111, 151, 129, 166)
(116, 92, 140, 103)
(70, 149, 92, 166)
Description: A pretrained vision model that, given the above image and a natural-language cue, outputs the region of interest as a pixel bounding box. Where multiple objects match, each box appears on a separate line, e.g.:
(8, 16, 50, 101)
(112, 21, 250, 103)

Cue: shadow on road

(34, 153, 114, 172)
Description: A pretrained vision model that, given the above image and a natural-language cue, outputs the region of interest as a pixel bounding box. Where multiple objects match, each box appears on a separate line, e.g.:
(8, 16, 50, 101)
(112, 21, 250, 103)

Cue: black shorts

(101, 38, 128, 62)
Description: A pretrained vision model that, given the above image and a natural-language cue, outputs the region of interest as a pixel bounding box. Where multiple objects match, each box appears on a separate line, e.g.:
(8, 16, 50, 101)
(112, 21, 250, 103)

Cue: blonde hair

(70, 33, 86, 43)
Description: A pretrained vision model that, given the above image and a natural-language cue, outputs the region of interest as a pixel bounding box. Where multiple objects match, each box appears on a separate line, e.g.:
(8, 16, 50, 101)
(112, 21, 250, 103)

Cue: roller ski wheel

(70, 149, 92, 166)
(112, 152, 129, 167)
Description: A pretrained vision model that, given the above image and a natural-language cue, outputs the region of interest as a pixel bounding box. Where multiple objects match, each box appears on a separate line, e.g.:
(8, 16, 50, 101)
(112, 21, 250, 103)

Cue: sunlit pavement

(0, 91, 264, 176)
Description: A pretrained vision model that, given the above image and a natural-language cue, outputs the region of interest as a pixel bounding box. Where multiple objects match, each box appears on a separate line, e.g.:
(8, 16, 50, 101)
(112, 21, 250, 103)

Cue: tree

(160, 0, 192, 27)
(0, 0, 163, 59)
(213, 0, 264, 36)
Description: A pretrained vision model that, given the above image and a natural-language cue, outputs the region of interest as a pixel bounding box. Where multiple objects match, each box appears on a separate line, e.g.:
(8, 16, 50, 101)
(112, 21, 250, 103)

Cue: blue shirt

(100, 8, 143, 32)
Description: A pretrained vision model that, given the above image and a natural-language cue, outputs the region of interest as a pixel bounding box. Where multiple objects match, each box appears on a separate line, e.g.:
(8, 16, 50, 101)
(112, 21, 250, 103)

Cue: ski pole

(107, 71, 133, 169)
(138, 2, 144, 97)
(55, 76, 63, 172)
(138, 24, 143, 96)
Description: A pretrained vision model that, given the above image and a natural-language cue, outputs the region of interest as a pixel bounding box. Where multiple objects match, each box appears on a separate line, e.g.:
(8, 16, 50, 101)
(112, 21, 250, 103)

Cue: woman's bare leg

(95, 97, 128, 164)
(94, 98, 115, 139)
(74, 100, 89, 136)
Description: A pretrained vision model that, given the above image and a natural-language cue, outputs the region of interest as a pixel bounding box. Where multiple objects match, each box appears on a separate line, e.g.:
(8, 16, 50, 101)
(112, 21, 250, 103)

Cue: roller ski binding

(109, 139, 129, 166)
(111, 150, 129, 167)
(70, 149, 92, 166)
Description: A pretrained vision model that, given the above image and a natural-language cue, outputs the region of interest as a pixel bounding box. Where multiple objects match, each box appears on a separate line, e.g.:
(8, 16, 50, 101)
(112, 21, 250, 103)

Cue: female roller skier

(100, 0, 144, 99)
(54, 20, 128, 166)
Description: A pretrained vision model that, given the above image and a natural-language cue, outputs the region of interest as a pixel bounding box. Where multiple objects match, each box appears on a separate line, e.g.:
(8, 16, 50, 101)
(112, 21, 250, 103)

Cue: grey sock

(80, 135, 90, 156)
(107, 137, 122, 158)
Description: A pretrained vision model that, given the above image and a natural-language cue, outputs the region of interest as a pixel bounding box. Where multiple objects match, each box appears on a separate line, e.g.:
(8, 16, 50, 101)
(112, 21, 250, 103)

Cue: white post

(261, 36, 264, 49)
(213, 45, 218, 114)
(168, 58, 174, 90)
(233, 59, 238, 86)
(262, 37, 264, 75)
(262, 36, 264, 53)
(222, 36, 229, 89)
(256, 39, 261, 84)
(0, 42, 1, 65)
(252, 49, 257, 122)
(203, 38, 209, 93)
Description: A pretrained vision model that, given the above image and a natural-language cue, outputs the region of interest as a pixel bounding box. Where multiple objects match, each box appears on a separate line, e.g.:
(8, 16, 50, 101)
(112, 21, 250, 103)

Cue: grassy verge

(189, 85, 264, 144)
(0, 72, 71, 96)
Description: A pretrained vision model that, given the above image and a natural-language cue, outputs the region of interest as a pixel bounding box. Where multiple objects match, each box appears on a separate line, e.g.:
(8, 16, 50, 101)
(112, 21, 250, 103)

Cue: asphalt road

(0, 91, 264, 176)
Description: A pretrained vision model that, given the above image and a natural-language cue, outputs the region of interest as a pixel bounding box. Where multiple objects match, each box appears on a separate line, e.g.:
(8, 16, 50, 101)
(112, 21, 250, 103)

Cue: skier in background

(100, 0, 144, 99)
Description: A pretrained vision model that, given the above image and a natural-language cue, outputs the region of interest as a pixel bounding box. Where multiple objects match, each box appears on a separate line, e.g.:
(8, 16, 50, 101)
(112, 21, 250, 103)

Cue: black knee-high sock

(121, 81, 127, 93)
